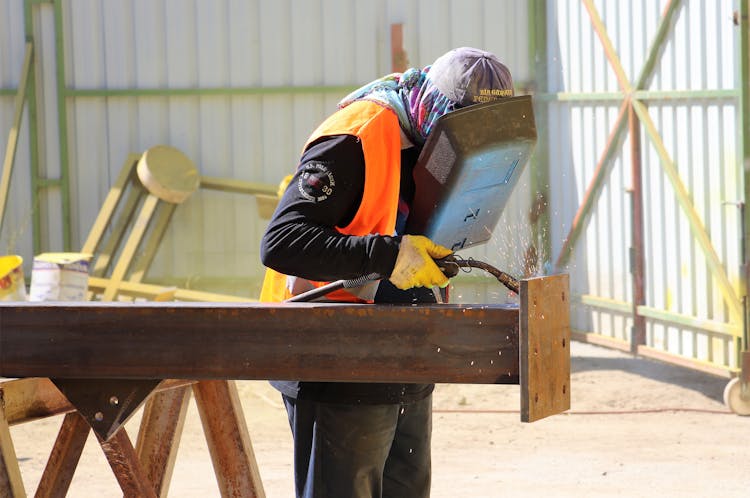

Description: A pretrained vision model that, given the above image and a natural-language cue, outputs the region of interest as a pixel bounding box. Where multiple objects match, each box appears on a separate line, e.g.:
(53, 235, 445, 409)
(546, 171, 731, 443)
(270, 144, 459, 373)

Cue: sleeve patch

(298, 161, 335, 202)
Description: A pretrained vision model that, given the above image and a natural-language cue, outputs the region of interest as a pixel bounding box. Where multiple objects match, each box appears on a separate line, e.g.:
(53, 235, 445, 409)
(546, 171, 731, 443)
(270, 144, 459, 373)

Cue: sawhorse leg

(135, 380, 266, 497)
(35, 412, 90, 498)
(0, 390, 26, 498)
(134, 385, 191, 497)
(193, 381, 265, 498)
(99, 429, 158, 498)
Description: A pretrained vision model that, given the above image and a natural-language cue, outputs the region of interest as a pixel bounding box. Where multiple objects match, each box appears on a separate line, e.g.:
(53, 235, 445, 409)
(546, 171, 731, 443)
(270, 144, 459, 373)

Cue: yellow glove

(389, 235, 453, 290)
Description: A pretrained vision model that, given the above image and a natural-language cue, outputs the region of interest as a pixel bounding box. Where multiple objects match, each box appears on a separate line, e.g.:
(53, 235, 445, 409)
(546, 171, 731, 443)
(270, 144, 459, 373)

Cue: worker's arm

(260, 135, 401, 281)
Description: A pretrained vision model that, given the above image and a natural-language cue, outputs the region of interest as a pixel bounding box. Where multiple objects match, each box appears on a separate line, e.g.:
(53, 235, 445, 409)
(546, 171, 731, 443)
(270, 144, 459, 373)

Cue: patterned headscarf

(338, 66, 456, 146)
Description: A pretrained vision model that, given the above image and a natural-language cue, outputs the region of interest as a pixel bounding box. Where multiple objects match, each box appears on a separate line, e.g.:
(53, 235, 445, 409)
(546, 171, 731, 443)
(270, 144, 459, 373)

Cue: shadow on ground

(570, 341, 729, 404)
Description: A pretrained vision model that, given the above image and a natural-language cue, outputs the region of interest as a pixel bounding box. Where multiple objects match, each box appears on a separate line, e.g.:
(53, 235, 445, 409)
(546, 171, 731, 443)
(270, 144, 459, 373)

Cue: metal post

(390, 23, 407, 73)
(528, 0, 551, 276)
(739, 0, 750, 385)
(628, 104, 646, 351)
(53, 0, 72, 250)
(23, 0, 42, 255)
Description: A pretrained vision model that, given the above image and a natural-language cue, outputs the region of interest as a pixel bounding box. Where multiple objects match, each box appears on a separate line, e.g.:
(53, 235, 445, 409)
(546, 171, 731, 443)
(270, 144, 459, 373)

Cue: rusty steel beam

(0, 303, 520, 384)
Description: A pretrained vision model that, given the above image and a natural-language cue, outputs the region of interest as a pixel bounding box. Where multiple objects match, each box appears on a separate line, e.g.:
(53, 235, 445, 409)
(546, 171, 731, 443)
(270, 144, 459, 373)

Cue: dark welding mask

(405, 95, 537, 252)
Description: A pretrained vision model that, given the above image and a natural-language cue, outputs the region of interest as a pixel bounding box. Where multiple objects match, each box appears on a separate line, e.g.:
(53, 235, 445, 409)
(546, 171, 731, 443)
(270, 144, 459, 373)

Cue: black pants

(281, 393, 432, 498)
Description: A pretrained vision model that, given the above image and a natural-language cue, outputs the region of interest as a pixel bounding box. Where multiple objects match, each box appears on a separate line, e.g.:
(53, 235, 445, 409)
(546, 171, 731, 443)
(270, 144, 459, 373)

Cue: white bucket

(29, 252, 91, 302)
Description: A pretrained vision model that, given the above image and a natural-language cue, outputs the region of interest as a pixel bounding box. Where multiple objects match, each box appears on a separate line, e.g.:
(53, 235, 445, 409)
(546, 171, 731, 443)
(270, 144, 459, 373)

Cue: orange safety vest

(260, 100, 402, 303)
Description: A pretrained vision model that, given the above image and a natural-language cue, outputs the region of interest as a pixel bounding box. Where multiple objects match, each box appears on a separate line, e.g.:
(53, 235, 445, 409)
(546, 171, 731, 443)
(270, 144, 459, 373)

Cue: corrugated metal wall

(546, 0, 743, 371)
(1, 0, 532, 298)
(0, 0, 34, 261)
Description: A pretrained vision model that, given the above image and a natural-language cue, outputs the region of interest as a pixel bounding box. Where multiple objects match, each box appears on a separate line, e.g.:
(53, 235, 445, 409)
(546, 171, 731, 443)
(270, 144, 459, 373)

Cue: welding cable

(290, 255, 521, 302)
(437, 255, 520, 294)
(285, 273, 381, 302)
(432, 407, 733, 415)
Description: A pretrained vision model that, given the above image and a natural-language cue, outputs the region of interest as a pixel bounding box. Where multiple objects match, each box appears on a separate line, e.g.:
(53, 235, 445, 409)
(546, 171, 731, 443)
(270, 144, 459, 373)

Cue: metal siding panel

(164, 3, 196, 86)
(722, 103, 742, 311)
(613, 107, 631, 303)
(566, 0, 582, 92)
(0, 1, 25, 86)
(258, 0, 295, 183)
(102, 2, 136, 87)
(718, 1, 735, 89)
(36, 4, 61, 182)
(196, 1, 228, 88)
(322, 0, 353, 84)
(25, 4, 62, 251)
(230, 97, 264, 179)
(415, 0, 453, 64)
(0, 1, 33, 262)
(484, 1, 510, 75)
(292, 2, 326, 154)
(66, 0, 108, 248)
(547, 103, 573, 257)
(690, 104, 708, 320)
(0, 102, 34, 260)
(653, 0, 738, 92)
(7, 0, 538, 295)
(68, 0, 105, 88)
(200, 98, 233, 274)
(259, 0, 291, 86)
(294, 1, 324, 86)
(351, 0, 386, 80)
(398, 0, 421, 64)
(69, 99, 107, 248)
(227, 0, 261, 86)
(450, 0, 484, 49)
(227, 1, 263, 186)
(508, 0, 531, 83)
(395, 0, 532, 81)
(199, 96, 232, 176)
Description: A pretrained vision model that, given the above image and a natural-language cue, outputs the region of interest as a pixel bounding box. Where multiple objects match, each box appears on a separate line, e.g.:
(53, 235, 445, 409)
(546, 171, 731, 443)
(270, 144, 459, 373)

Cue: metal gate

(540, 0, 747, 375)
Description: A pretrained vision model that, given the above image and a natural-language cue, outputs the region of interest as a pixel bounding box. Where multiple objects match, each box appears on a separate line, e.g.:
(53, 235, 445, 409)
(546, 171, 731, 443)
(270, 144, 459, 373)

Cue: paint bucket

(29, 252, 91, 302)
(0, 255, 27, 301)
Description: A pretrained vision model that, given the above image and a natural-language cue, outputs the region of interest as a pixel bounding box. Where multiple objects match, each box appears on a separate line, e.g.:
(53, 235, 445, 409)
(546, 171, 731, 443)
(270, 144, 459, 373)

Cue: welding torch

(286, 254, 519, 303)
(433, 254, 520, 294)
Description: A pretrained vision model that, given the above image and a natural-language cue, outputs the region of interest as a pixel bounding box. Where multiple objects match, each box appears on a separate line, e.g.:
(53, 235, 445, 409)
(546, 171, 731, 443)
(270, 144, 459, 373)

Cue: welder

(260, 47, 514, 498)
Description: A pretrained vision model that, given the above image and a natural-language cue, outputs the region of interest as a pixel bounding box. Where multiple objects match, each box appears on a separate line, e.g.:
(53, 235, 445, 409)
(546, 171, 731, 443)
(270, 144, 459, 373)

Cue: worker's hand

(389, 235, 453, 290)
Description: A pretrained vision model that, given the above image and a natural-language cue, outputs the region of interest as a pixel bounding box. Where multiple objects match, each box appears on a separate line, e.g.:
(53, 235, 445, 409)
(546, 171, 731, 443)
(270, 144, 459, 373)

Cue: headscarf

(337, 66, 457, 146)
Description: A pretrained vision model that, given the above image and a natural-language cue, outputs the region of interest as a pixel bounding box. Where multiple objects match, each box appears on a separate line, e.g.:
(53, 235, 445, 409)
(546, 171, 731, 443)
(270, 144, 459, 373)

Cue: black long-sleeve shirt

(260, 134, 436, 404)
(261, 134, 402, 281)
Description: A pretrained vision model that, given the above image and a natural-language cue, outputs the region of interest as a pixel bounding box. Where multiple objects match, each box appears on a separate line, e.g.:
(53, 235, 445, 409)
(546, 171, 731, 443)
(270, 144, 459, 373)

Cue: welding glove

(389, 235, 453, 290)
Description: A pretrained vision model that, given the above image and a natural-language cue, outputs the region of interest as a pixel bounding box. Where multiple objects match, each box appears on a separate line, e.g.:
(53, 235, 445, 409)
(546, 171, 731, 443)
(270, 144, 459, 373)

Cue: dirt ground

(8, 340, 750, 497)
